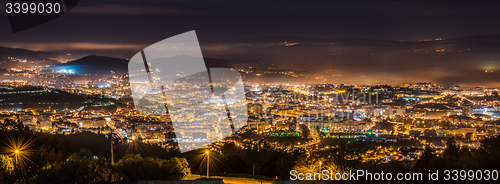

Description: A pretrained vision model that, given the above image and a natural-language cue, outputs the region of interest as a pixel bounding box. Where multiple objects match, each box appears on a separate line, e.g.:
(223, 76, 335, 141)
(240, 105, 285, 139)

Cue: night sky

(1, 0, 500, 86)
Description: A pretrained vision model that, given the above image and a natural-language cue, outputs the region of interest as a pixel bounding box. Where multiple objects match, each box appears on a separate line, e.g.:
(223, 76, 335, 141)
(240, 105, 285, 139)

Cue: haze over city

(2, 1, 500, 87)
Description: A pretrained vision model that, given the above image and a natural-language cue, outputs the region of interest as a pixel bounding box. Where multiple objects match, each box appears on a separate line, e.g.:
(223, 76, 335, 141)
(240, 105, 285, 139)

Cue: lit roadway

(295, 127, 321, 148)
(186, 174, 273, 184)
(106, 120, 126, 139)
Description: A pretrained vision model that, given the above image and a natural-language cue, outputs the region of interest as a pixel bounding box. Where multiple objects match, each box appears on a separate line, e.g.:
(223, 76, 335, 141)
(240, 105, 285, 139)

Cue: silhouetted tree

(298, 124, 310, 138)
(444, 137, 460, 158)
(117, 154, 190, 181)
(240, 140, 275, 175)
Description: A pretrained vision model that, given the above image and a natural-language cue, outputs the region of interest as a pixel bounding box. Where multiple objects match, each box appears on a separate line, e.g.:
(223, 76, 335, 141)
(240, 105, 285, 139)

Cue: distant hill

(0, 46, 59, 69)
(0, 46, 54, 60)
(450, 34, 500, 42)
(49, 54, 244, 77)
(48, 55, 129, 76)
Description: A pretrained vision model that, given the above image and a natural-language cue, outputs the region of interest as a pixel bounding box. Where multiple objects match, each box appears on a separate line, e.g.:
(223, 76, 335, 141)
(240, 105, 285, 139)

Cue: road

(185, 174, 273, 184)
(106, 120, 126, 139)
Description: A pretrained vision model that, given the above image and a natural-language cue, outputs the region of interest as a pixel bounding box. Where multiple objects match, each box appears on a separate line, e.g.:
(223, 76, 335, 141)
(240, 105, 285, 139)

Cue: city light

(2, 1, 500, 183)
(3, 133, 36, 170)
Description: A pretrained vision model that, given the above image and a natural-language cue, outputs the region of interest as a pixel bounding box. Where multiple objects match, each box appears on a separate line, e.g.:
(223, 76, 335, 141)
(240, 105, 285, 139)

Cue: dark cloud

(2, 0, 500, 43)
(71, 4, 200, 15)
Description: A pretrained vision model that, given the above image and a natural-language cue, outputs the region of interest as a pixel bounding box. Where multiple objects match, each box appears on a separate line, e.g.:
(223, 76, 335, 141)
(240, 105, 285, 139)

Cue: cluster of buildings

(1, 70, 500, 162)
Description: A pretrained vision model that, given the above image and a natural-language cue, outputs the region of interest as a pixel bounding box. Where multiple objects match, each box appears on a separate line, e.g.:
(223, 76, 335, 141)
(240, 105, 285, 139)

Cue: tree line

(0, 119, 190, 184)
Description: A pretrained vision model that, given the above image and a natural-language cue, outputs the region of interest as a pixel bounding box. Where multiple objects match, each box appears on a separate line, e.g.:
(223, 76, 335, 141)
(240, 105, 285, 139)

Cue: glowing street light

(205, 150, 210, 178)
(14, 149, 20, 165)
(319, 161, 322, 174)
(6, 134, 36, 170)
